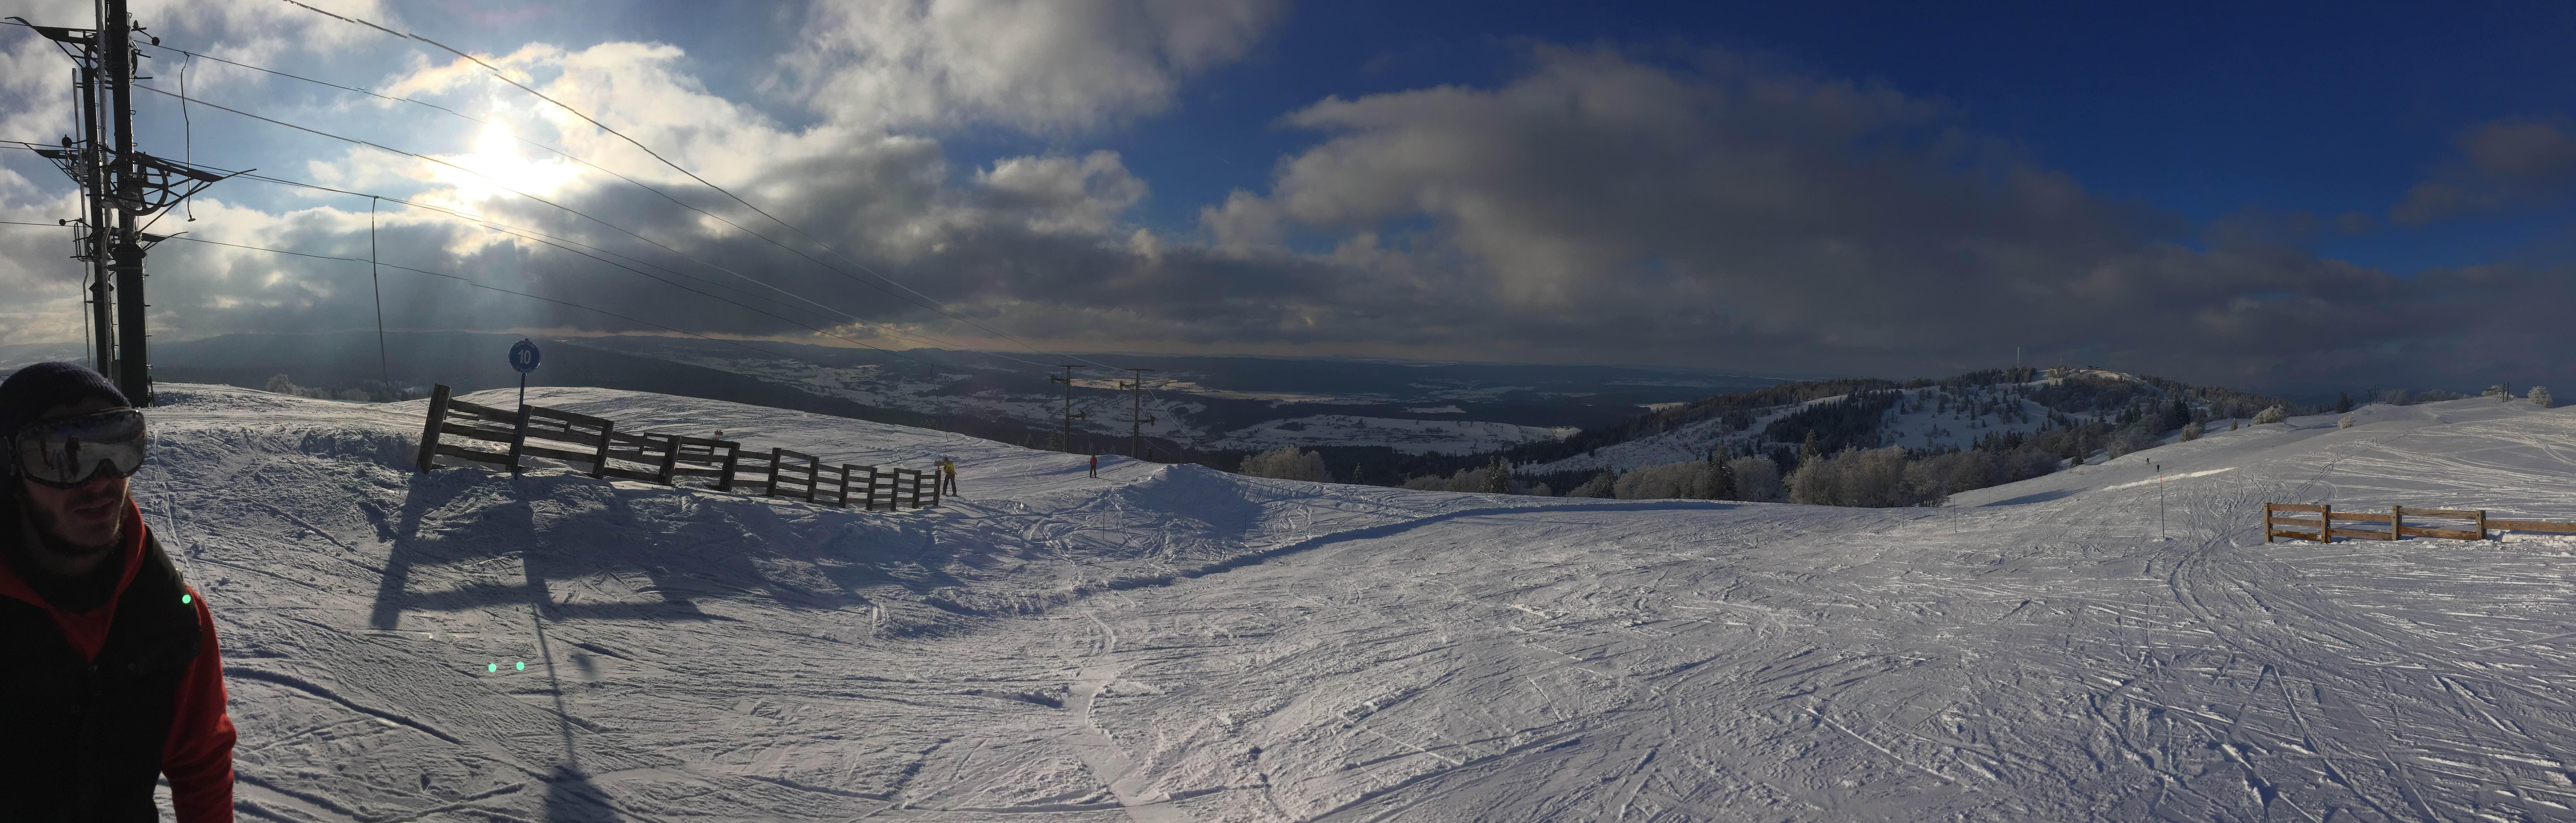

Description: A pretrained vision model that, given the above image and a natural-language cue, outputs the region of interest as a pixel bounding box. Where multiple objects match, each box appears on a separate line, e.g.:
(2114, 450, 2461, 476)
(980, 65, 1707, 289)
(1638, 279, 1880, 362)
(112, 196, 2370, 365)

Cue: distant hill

(1, 332, 1792, 465)
(1361, 367, 2320, 500)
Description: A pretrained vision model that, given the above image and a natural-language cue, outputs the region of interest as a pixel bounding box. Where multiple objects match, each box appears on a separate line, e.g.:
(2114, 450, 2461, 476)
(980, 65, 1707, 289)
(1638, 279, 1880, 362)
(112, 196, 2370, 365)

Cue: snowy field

(138, 385, 2576, 821)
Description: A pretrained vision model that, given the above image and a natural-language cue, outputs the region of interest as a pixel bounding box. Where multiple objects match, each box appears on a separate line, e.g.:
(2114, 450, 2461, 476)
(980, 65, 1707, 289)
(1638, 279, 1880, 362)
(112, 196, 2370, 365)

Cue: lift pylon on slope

(13, 1, 239, 406)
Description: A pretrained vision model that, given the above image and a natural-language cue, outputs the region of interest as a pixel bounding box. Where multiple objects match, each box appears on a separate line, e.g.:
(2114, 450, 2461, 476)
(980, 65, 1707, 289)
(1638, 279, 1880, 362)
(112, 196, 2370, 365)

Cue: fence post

(2391, 506, 2403, 542)
(2318, 503, 2331, 542)
(590, 420, 615, 479)
(930, 465, 942, 508)
(508, 403, 531, 476)
(718, 444, 739, 491)
(2263, 504, 2274, 544)
(2477, 509, 2488, 541)
(655, 435, 679, 484)
(834, 465, 851, 508)
(415, 384, 451, 473)
(766, 448, 783, 497)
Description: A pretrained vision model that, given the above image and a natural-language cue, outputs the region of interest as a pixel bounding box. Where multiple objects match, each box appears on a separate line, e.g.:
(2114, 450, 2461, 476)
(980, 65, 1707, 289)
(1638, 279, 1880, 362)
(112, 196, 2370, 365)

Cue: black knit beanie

(0, 362, 130, 439)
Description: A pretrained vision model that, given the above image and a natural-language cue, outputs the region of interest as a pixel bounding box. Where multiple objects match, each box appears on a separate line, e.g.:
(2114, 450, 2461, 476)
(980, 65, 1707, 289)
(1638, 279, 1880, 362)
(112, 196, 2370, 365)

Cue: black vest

(0, 531, 201, 822)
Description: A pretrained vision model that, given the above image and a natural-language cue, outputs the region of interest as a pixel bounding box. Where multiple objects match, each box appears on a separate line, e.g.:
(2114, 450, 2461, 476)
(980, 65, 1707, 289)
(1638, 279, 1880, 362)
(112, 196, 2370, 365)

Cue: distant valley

(0, 332, 1790, 462)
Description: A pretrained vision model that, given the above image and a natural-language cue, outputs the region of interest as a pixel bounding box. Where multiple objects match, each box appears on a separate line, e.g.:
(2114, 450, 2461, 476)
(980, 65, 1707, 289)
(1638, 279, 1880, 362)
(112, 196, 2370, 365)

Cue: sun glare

(429, 119, 583, 205)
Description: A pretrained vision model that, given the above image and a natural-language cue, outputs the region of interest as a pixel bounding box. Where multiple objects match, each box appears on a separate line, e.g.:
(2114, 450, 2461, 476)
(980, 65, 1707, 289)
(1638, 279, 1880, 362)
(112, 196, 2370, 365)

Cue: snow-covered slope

(1522, 393, 1842, 474)
(1524, 371, 2173, 476)
(141, 386, 2576, 821)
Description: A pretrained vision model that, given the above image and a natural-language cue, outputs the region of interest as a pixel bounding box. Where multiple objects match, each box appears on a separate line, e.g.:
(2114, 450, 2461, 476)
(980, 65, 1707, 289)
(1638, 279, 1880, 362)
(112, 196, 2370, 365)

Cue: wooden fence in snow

(412, 384, 938, 511)
(2263, 503, 2576, 543)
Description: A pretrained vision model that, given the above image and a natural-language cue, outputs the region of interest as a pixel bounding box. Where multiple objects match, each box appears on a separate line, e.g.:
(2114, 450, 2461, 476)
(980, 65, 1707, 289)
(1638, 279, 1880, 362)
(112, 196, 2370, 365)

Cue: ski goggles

(7, 408, 147, 489)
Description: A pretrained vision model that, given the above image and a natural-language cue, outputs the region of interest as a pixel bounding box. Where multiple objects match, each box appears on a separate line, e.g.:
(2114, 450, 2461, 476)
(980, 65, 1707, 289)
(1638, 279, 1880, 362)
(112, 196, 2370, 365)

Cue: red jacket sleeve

(162, 587, 237, 822)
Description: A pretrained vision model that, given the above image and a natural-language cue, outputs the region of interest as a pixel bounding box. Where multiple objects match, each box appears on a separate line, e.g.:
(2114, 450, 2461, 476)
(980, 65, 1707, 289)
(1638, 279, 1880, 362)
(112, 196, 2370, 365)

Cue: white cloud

(974, 150, 1145, 235)
(781, 0, 1284, 133)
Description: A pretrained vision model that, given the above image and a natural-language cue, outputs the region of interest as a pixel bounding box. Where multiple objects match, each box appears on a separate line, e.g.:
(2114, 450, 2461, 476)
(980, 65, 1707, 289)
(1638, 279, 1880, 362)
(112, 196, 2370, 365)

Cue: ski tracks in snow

(144, 386, 2576, 821)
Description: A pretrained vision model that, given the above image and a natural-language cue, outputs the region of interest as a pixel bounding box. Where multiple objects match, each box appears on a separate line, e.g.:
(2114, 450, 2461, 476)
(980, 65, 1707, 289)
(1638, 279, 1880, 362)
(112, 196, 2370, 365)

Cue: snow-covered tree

(1568, 468, 1617, 498)
(1726, 456, 1784, 502)
(1239, 447, 1335, 483)
(1477, 456, 1512, 494)
(2180, 421, 2204, 441)
(2337, 413, 2356, 429)
(265, 374, 301, 395)
(1704, 457, 1737, 501)
(1785, 446, 1944, 508)
(2252, 405, 2288, 425)
(2531, 386, 2553, 408)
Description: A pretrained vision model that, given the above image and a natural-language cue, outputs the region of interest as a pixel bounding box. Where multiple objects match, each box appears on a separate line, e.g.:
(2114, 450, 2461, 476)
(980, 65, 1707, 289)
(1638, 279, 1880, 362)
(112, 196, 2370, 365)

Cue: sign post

(507, 339, 541, 476)
(508, 338, 542, 406)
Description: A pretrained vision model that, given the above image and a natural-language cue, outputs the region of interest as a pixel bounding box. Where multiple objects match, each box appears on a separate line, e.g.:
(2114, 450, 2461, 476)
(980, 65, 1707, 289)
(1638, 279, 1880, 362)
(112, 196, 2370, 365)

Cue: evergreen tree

(1799, 430, 1822, 467)
(2334, 391, 2353, 413)
(1570, 468, 1617, 498)
(1477, 456, 1513, 494)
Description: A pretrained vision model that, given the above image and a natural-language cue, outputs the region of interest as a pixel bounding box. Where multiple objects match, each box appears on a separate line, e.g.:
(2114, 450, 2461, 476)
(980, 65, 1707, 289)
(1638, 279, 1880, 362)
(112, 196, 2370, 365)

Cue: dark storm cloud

(2390, 118, 2576, 226)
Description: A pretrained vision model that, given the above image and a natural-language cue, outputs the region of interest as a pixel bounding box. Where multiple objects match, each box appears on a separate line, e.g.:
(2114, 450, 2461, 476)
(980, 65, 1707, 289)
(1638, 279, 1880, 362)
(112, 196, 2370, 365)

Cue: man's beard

(21, 484, 126, 561)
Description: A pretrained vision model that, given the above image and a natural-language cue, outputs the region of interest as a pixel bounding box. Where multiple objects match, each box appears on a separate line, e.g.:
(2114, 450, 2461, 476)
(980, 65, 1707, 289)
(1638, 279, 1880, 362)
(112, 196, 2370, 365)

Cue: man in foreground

(0, 362, 236, 820)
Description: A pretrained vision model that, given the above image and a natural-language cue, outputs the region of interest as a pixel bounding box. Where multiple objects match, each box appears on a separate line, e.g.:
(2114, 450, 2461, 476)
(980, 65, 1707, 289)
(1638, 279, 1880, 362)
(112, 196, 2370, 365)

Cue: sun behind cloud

(426, 119, 585, 207)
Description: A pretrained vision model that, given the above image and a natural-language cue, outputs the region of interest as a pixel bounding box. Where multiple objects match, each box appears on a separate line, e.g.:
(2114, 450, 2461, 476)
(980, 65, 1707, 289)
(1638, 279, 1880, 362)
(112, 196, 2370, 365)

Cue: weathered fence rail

(413, 384, 939, 510)
(2264, 503, 2576, 543)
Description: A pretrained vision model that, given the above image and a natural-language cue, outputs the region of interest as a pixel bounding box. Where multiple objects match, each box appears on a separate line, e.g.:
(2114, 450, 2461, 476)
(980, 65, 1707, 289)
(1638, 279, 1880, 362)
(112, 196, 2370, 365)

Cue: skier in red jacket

(0, 362, 236, 821)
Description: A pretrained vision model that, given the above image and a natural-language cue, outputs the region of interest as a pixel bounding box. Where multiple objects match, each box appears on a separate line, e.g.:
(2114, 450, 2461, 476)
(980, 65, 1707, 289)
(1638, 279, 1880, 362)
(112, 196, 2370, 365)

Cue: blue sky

(1116, 2, 2576, 271)
(309, 0, 2576, 268)
(1, 1, 2571, 393)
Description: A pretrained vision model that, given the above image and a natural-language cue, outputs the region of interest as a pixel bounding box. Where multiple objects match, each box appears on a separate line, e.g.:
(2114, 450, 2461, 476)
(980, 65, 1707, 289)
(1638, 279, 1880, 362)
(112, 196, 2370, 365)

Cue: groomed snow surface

(141, 385, 2576, 821)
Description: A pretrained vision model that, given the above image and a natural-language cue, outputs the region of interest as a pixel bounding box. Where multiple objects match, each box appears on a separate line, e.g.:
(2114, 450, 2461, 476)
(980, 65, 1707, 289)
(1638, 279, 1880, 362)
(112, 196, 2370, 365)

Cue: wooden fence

(413, 384, 939, 510)
(2263, 503, 2576, 543)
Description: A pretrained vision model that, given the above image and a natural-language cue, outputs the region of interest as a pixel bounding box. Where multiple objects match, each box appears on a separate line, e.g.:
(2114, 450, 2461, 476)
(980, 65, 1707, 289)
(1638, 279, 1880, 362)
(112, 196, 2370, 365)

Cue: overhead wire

(262, 0, 1127, 372)
(3, 138, 889, 354)
(7, 16, 1125, 388)
(0, 154, 952, 375)
(218, 167, 814, 317)
(179, 49, 194, 221)
(134, 35, 1085, 372)
(369, 196, 388, 389)
(107, 87, 1052, 366)
(0, 218, 885, 374)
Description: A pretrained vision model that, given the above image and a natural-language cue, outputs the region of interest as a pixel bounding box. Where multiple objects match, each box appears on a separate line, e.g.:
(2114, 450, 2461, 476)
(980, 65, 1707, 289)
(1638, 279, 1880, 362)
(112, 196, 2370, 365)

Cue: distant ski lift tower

(17, 0, 238, 406)
(13, 16, 114, 375)
(1047, 365, 1088, 452)
(1120, 369, 1157, 459)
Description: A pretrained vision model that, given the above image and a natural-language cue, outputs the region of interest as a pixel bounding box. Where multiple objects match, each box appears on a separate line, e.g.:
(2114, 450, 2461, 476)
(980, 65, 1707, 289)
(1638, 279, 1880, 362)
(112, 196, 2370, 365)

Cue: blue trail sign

(509, 338, 542, 374)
